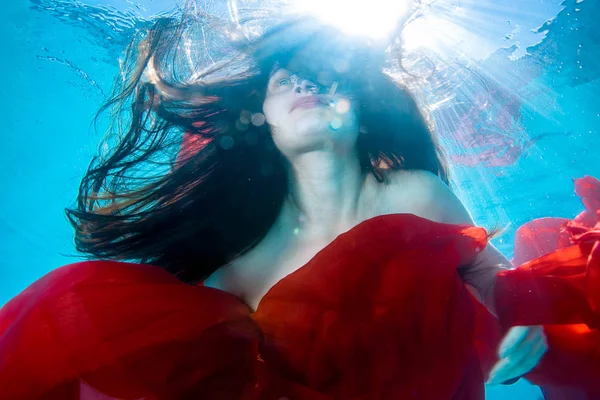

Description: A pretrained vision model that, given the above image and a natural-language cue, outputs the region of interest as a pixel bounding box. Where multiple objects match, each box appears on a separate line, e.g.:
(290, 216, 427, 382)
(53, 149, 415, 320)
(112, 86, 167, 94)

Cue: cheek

(345, 108, 359, 128)
(263, 97, 288, 128)
(332, 99, 359, 129)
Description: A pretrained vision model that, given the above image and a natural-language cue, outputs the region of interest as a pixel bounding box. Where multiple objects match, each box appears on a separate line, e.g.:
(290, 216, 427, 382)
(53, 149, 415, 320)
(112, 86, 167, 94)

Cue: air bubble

(240, 110, 252, 124)
(251, 113, 266, 126)
(330, 117, 342, 130)
(235, 119, 249, 131)
(219, 136, 234, 150)
(335, 99, 351, 114)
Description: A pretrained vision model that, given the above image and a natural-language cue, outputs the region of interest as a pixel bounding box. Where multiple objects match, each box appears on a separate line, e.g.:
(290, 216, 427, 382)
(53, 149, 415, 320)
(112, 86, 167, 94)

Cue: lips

(290, 96, 327, 113)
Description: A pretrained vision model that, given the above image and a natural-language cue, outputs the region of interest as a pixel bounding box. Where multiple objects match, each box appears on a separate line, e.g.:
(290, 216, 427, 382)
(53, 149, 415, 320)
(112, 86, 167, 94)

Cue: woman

(1, 7, 599, 400)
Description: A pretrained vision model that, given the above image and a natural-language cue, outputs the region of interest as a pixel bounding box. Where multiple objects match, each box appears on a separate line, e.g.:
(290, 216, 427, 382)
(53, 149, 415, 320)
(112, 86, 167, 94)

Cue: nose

(294, 79, 319, 95)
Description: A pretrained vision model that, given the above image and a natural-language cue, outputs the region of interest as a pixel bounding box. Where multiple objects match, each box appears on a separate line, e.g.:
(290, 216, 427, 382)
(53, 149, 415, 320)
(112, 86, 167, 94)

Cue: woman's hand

(487, 325, 548, 385)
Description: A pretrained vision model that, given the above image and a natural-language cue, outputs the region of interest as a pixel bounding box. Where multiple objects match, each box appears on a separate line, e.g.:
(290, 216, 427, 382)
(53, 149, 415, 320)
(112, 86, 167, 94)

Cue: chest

(204, 181, 419, 310)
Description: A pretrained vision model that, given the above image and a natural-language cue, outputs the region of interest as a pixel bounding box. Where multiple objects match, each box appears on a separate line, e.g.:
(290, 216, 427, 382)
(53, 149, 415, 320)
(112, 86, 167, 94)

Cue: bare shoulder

(377, 169, 474, 225)
(379, 170, 513, 299)
(384, 169, 447, 194)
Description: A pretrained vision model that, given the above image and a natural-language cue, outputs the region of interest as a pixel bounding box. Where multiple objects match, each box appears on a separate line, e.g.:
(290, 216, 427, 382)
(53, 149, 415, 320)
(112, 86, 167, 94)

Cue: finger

(487, 357, 511, 384)
(499, 326, 532, 358)
(503, 327, 543, 367)
(488, 332, 548, 385)
(527, 335, 548, 369)
(502, 337, 548, 381)
(488, 360, 522, 385)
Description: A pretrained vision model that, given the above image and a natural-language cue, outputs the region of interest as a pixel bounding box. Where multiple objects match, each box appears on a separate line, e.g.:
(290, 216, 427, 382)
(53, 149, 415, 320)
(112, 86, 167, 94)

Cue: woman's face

(262, 68, 359, 158)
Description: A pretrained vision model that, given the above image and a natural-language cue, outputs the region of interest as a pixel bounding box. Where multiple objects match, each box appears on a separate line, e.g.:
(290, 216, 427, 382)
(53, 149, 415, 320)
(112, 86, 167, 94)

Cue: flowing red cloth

(0, 215, 489, 399)
(493, 176, 600, 399)
(1, 177, 600, 399)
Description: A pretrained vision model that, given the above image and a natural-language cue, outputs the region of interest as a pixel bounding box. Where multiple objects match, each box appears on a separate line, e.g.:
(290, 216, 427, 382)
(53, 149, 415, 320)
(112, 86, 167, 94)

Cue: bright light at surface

(292, 0, 412, 39)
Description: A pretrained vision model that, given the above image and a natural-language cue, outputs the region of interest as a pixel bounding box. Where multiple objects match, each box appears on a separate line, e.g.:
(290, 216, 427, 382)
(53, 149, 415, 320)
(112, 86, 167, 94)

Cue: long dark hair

(66, 6, 450, 282)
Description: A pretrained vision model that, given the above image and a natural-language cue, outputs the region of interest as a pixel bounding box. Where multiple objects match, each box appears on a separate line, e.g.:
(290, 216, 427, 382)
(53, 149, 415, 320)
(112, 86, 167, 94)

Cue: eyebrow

(269, 70, 288, 80)
(268, 62, 283, 79)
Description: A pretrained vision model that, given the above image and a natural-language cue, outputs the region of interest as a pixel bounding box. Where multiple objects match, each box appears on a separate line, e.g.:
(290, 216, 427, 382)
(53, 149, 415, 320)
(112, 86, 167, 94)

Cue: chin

(289, 127, 358, 156)
(293, 108, 353, 134)
(273, 111, 358, 155)
(293, 116, 331, 137)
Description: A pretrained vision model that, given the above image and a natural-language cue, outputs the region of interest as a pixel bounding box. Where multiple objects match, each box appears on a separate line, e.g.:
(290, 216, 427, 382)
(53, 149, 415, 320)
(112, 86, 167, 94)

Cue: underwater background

(1, 0, 599, 398)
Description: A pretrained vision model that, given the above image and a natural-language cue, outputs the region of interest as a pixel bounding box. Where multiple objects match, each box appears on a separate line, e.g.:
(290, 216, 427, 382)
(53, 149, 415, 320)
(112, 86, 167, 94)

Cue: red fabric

(2, 177, 600, 399)
(512, 217, 571, 266)
(0, 216, 489, 399)
(494, 241, 600, 399)
(494, 176, 600, 399)
(573, 176, 600, 228)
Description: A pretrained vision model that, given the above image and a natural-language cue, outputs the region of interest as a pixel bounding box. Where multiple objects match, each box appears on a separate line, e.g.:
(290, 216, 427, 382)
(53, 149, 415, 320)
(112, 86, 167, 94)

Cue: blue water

(1, 0, 599, 398)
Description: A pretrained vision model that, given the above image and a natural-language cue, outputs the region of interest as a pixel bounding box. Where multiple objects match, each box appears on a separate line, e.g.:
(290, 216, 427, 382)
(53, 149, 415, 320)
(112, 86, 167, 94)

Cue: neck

(285, 146, 364, 238)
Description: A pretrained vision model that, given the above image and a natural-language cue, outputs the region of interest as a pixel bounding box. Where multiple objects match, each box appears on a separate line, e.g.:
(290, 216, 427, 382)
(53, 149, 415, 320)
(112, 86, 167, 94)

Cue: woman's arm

(460, 245, 511, 314)
(385, 170, 547, 385)
(384, 169, 509, 310)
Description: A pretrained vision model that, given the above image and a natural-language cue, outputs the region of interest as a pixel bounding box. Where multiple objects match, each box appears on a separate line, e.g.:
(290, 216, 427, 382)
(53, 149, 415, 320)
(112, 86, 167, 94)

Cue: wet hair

(66, 6, 450, 282)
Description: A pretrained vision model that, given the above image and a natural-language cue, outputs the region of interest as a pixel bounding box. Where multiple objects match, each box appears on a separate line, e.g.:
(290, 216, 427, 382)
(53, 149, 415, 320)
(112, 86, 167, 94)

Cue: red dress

(1, 177, 600, 400)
